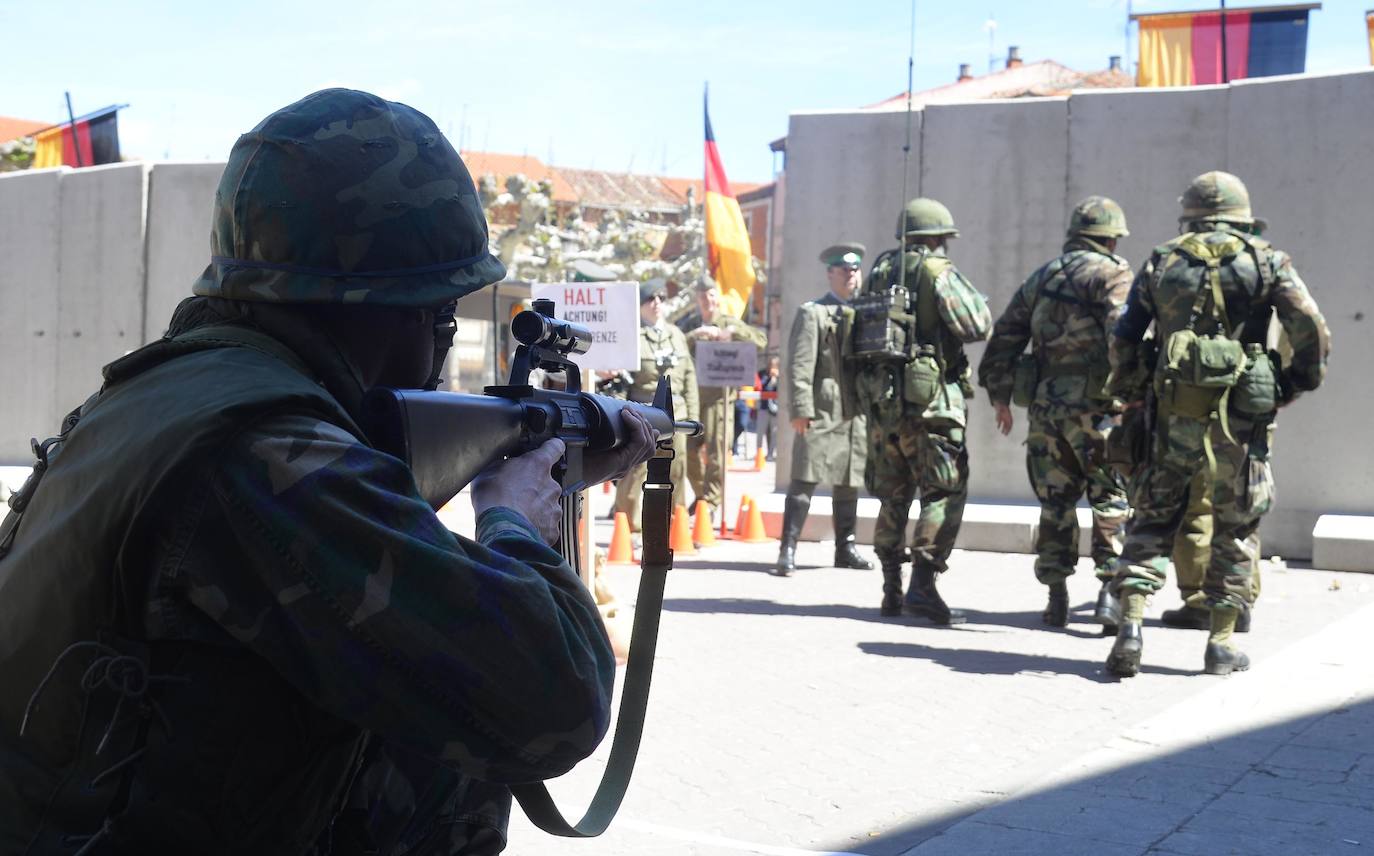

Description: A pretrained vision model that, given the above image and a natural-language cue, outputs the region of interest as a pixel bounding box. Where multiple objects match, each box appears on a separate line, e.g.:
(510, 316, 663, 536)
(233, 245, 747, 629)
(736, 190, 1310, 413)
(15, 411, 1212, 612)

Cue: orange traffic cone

(669, 504, 697, 556)
(691, 500, 717, 548)
(607, 512, 637, 564)
(602, 479, 612, 495)
(739, 495, 771, 543)
(754, 447, 766, 471)
(733, 494, 752, 538)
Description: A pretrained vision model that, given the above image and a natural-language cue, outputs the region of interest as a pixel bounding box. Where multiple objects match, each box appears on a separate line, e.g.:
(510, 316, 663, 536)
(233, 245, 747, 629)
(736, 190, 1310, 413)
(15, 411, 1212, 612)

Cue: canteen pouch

(1011, 353, 1038, 408)
(1230, 344, 1279, 417)
(902, 346, 942, 408)
(1160, 329, 1245, 418)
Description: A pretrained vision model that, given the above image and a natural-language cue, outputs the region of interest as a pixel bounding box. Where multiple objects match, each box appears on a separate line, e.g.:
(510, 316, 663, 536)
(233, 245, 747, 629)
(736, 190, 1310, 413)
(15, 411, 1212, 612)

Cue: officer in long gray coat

(774, 243, 871, 576)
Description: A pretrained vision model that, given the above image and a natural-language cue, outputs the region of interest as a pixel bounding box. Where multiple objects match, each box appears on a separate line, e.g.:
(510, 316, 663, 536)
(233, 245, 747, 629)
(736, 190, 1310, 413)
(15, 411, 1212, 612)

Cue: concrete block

(1312, 515, 1374, 573)
(55, 162, 148, 422)
(0, 169, 62, 463)
(144, 162, 224, 341)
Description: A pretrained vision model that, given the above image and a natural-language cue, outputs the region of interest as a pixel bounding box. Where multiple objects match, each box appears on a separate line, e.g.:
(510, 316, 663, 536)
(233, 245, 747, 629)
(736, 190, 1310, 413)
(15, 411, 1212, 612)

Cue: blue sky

(6, 0, 1371, 183)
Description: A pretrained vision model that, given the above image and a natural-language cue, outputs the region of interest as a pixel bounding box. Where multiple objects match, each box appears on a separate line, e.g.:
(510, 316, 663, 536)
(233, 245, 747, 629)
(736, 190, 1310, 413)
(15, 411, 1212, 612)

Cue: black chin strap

(424, 303, 458, 391)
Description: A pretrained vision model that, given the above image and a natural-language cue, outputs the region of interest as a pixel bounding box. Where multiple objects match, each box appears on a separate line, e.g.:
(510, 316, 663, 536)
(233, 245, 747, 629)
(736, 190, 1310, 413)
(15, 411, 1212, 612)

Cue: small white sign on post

(530, 282, 640, 371)
(695, 341, 758, 388)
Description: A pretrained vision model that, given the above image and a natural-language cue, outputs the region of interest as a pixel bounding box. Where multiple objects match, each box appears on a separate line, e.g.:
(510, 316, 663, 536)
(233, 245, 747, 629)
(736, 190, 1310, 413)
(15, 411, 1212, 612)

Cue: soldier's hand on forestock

(471, 438, 566, 545)
(993, 402, 1013, 436)
(582, 409, 659, 487)
(791, 417, 810, 435)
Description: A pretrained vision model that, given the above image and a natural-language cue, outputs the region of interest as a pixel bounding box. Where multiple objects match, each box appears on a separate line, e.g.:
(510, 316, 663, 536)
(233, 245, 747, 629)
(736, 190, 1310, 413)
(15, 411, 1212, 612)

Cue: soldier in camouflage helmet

(977, 196, 1132, 631)
(853, 198, 992, 622)
(1103, 170, 1330, 678)
(0, 89, 658, 854)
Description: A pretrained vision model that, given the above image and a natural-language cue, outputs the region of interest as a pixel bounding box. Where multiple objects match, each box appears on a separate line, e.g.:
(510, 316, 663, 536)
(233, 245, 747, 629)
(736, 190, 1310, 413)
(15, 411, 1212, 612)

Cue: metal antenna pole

(64, 92, 83, 168)
(899, 0, 916, 292)
(1220, 0, 1230, 83)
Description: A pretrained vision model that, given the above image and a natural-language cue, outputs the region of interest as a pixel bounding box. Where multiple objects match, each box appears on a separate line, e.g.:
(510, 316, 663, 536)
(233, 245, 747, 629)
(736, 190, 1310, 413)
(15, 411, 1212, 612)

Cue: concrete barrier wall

(777, 69, 1374, 557)
(145, 163, 223, 338)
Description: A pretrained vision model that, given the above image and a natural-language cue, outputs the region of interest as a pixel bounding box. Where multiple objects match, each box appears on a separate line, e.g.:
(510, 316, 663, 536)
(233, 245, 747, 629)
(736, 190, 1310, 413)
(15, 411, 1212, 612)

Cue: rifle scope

(511, 309, 593, 356)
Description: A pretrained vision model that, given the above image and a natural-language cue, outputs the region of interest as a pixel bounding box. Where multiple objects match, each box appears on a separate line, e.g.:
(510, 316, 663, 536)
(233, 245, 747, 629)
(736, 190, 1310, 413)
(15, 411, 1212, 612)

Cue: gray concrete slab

(144, 162, 224, 340)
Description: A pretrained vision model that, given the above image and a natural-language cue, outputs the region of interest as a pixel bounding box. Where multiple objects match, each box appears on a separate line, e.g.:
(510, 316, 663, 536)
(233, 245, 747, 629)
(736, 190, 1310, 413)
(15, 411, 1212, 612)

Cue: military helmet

(1067, 196, 1129, 238)
(192, 88, 507, 308)
(895, 197, 959, 239)
(1178, 170, 1256, 226)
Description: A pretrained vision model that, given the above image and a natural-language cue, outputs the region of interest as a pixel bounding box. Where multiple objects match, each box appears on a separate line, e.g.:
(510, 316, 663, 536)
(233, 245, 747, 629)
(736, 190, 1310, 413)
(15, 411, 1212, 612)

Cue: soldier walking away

(774, 243, 873, 577)
(0, 89, 660, 854)
(1103, 171, 1329, 678)
(614, 279, 700, 530)
(683, 276, 767, 523)
(978, 197, 1132, 631)
(853, 201, 992, 621)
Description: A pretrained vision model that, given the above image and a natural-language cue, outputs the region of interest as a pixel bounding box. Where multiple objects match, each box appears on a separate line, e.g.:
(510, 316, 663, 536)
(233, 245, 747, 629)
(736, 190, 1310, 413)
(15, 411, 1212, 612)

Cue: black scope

(511, 298, 594, 356)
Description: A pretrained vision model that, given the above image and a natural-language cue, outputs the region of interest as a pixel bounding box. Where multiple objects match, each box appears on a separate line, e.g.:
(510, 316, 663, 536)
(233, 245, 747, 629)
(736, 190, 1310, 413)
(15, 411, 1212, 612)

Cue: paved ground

(498, 461, 1374, 856)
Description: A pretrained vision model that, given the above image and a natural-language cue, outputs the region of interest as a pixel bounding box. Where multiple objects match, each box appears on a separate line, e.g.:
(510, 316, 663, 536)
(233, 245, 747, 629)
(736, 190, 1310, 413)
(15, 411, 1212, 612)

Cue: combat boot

(1094, 580, 1121, 634)
(1160, 603, 1210, 630)
(1105, 593, 1146, 678)
(1203, 607, 1251, 676)
(771, 493, 810, 577)
(904, 565, 966, 625)
(1042, 582, 1069, 627)
(831, 496, 873, 570)
(879, 562, 904, 617)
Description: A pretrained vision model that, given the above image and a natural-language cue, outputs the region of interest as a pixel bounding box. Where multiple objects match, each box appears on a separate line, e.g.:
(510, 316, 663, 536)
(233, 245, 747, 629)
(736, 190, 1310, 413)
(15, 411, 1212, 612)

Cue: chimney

(1108, 55, 1122, 71)
(957, 63, 973, 82)
(1006, 45, 1022, 68)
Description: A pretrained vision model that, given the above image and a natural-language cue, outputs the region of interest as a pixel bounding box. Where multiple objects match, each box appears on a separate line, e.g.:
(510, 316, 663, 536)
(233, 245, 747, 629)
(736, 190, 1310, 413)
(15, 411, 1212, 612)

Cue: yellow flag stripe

(1138, 14, 1195, 87)
(704, 189, 755, 319)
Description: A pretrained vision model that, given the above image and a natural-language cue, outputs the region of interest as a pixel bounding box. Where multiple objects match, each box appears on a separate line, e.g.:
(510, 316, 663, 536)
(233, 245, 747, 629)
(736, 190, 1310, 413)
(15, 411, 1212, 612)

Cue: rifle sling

(510, 454, 675, 837)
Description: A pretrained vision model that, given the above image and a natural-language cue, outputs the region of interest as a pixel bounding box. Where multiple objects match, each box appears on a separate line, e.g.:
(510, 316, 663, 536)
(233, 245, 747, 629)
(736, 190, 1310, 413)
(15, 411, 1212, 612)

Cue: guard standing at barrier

(852, 201, 992, 621)
(684, 276, 767, 523)
(977, 196, 1132, 631)
(1103, 171, 1330, 678)
(615, 279, 699, 529)
(775, 243, 873, 577)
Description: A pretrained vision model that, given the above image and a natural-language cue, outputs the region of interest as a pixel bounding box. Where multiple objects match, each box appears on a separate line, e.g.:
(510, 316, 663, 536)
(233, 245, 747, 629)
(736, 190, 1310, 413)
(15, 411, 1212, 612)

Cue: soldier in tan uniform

(614, 279, 699, 529)
(774, 243, 873, 577)
(684, 277, 768, 521)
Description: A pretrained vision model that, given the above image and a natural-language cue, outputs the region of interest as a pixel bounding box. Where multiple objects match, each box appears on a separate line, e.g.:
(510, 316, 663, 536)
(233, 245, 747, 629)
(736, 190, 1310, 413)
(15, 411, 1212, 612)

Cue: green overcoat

(786, 292, 866, 487)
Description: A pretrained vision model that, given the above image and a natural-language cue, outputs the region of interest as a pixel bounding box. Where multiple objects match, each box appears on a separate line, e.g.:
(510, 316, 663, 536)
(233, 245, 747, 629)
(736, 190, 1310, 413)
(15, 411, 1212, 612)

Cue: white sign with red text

(530, 282, 639, 371)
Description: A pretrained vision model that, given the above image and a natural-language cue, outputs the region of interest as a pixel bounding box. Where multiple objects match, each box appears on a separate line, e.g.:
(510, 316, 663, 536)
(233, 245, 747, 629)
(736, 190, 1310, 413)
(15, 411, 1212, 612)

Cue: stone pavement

(500, 460, 1374, 856)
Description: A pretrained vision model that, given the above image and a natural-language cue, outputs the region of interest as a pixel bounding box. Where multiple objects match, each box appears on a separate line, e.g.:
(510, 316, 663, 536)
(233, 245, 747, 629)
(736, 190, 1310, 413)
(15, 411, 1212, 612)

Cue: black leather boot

(1160, 603, 1210, 630)
(904, 565, 966, 625)
(879, 563, 904, 616)
(831, 496, 872, 570)
(1094, 580, 1121, 634)
(1203, 608, 1251, 675)
(1042, 582, 1069, 627)
(771, 493, 810, 577)
(1106, 622, 1143, 678)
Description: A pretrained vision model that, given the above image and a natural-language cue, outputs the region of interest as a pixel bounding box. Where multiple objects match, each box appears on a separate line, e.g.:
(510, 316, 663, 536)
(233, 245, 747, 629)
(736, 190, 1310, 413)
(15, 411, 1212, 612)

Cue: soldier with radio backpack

(977, 197, 1133, 632)
(1103, 171, 1330, 678)
(847, 199, 992, 622)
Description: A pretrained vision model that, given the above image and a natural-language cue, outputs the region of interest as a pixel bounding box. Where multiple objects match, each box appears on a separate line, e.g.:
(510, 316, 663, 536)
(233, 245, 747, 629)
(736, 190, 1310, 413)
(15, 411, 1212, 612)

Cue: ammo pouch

(1159, 329, 1245, 418)
(903, 345, 943, 408)
(1011, 353, 1038, 408)
(1230, 343, 1279, 417)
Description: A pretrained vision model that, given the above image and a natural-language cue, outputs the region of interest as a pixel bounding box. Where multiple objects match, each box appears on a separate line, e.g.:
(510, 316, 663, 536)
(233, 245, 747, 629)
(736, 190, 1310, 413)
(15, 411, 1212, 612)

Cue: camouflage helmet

(895, 197, 959, 239)
(192, 88, 506, 308)
(1178, 170, 1256, 226)
(1067, 196, 1129, 238)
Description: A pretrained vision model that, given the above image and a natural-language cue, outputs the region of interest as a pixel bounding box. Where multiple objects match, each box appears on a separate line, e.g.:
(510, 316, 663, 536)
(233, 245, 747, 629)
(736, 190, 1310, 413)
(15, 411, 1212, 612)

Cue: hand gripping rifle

(359, 297, 701, 837)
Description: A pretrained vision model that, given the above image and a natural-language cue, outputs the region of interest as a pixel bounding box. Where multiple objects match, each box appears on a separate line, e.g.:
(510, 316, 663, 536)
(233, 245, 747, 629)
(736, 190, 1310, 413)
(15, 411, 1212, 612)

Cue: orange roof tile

(0, 116, 51, 144)
(460, 150, 576, 201)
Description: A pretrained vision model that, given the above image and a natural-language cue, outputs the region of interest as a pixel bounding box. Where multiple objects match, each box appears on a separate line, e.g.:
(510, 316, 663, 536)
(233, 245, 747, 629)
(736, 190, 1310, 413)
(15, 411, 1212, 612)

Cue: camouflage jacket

(857, 247, 992, 424)
(1111, 225, 1330, 405)
(978, 237, 1132, 416)
(0, 314, 614, 854)
(629, 321, 699, 421)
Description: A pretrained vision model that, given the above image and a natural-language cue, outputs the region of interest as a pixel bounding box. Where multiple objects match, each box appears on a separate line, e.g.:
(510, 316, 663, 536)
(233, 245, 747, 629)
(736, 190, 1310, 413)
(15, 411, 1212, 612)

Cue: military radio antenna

(899, 0, 916, 291)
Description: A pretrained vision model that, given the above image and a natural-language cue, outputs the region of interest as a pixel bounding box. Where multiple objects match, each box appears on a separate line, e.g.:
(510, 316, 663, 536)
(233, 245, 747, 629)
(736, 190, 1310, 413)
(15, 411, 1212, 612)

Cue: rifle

(359, 297, 701, 837)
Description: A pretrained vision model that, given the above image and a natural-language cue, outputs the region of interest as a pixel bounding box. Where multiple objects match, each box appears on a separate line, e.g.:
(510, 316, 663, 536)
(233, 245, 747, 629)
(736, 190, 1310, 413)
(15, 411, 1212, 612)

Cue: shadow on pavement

(961, 606, 1110, 639)
(820, 697, 1374, 855)
(661, 597, 998, 632)
(855, 640, 1195, 680)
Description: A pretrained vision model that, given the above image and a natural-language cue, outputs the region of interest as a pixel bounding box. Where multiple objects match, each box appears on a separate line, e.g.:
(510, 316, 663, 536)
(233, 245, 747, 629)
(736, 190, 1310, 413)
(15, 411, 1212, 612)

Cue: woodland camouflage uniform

(978, 196, 1132, 629)
(1104, 171, 1330, 678)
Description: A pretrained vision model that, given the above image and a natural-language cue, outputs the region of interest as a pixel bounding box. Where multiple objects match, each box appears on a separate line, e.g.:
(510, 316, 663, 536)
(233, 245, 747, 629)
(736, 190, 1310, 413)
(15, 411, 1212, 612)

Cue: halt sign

(695, 341, 758, 387)
(530, 282, 639, 371)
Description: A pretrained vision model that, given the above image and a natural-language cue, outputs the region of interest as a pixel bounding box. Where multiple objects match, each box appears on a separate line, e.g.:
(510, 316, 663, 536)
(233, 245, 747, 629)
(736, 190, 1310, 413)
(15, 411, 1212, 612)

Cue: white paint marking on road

(619, 818, 866, 856)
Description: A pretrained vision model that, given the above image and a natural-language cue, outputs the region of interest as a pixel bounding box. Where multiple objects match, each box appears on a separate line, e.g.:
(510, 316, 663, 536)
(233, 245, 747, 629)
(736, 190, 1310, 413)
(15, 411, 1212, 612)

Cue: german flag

(1367, 9, 1373, 65)
(703, 93, 754, 319)
(1134, 4, 1315, 87)
(32, 105, 123, 169)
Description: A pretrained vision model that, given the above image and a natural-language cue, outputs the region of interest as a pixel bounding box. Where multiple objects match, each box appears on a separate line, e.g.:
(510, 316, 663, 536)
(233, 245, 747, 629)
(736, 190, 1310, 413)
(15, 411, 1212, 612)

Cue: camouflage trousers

(1112, 413, 1273, 611)
(865, 412, 968, 572)
(1026, 410, 1128, 586)
(615, 432, 688, 531)
(687, 389, 731, 512)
